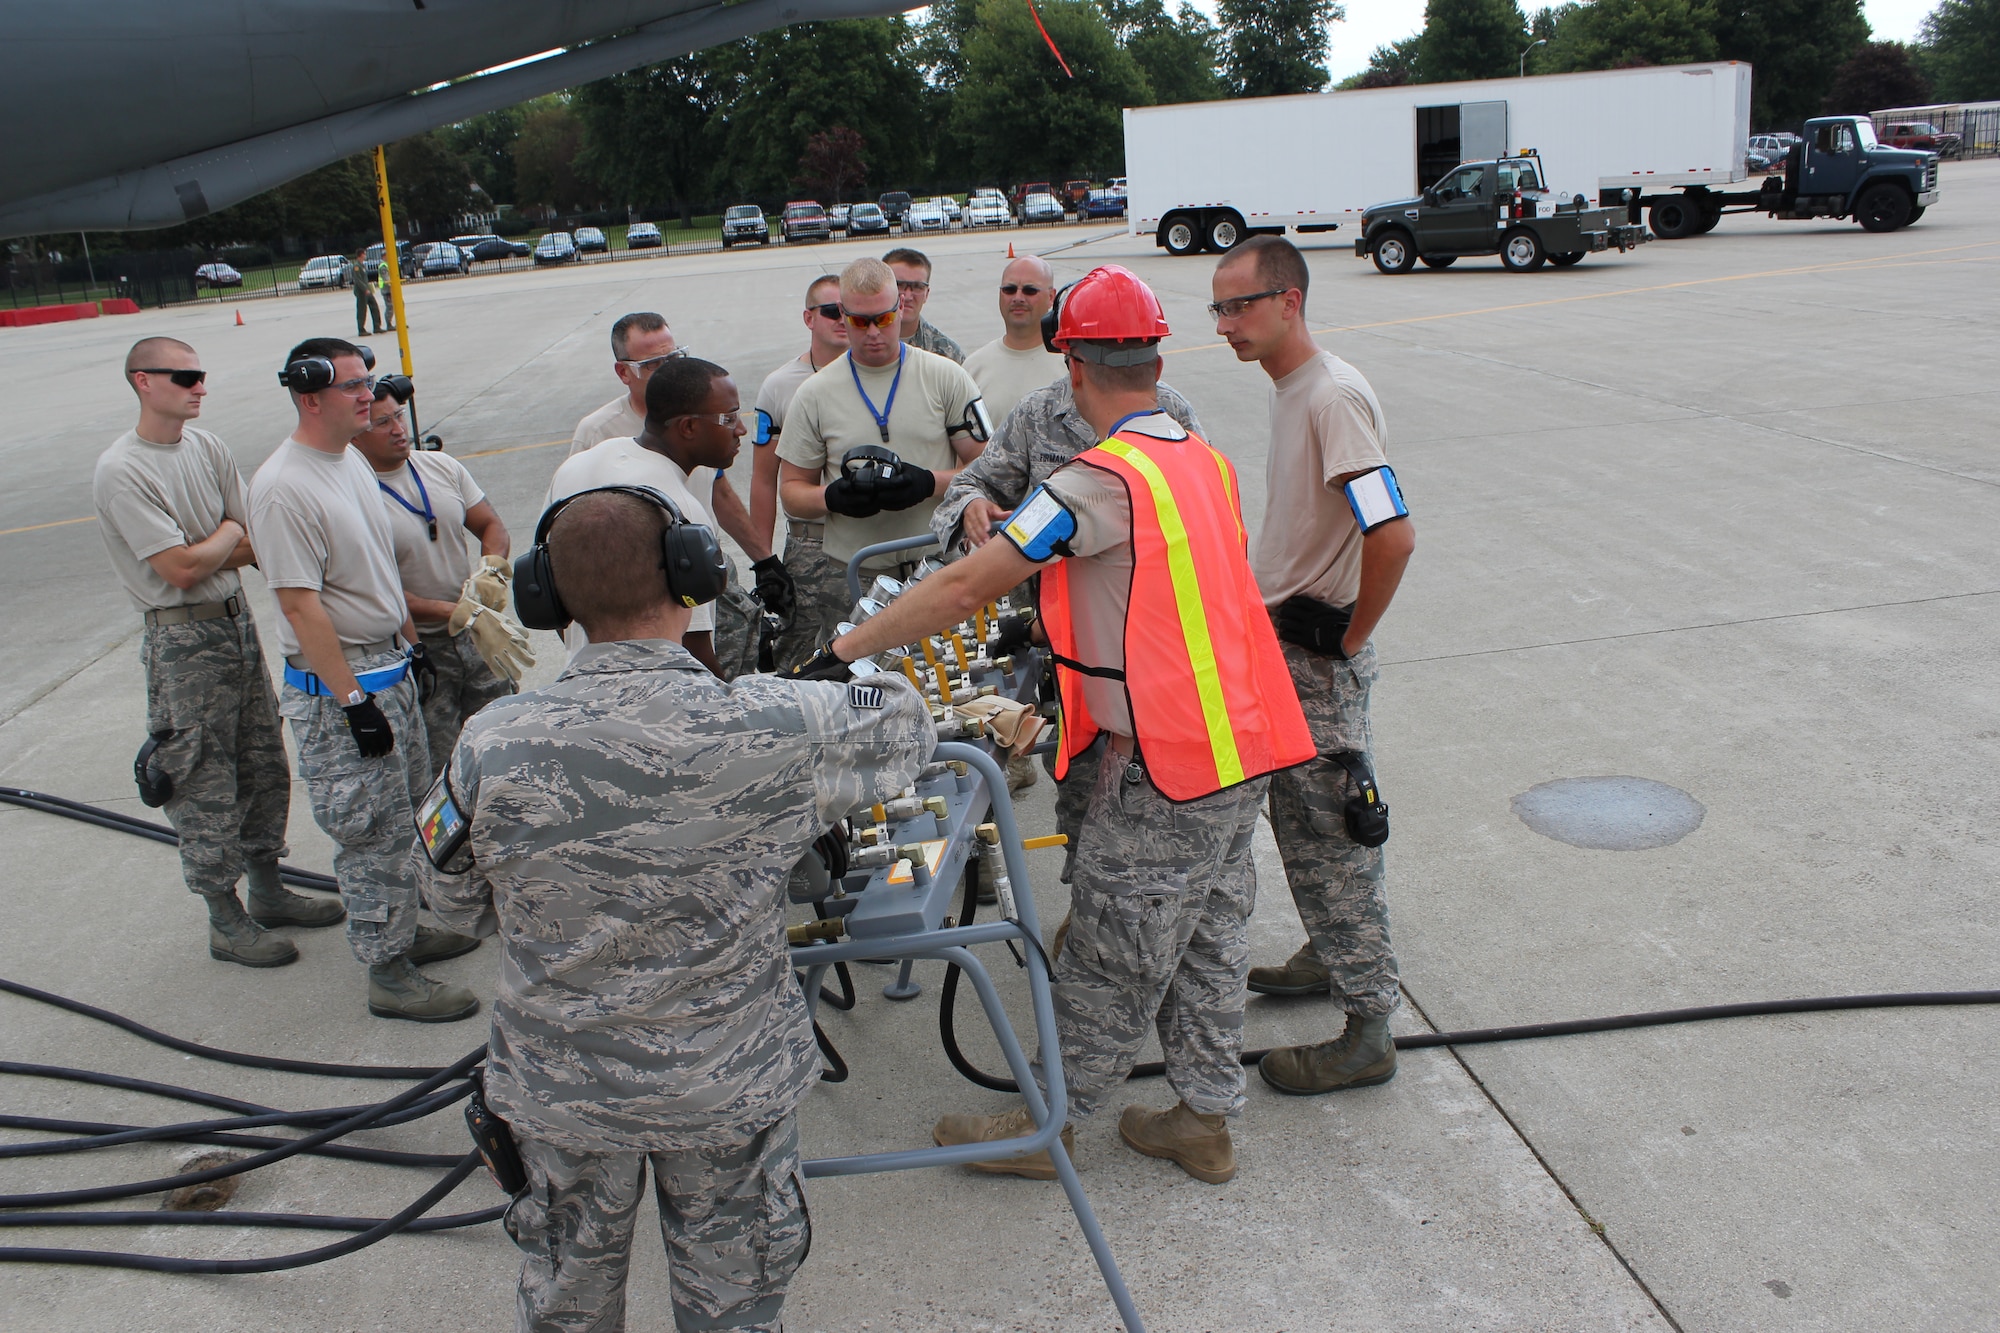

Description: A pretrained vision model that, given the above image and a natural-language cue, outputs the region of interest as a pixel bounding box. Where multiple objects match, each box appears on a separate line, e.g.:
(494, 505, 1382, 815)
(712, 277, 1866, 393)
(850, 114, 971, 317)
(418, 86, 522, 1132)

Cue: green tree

(1417, 0, 1530, 82)
(1342, 35, 1422, 86)
(1217, 0, 1344, 96)
(1917, 0, 2000, 101)
(1821, 40, 1931, 110)
(916, 0, 981, 85)
(1711, 0, 1869, 127)
(572, 55, 730, 223)
(512, 99, 592, 215)
(794, 126, 870, 202)
(1541, 0, 1721, 72)
(950, 0, 1150, 181)
(1123, 1, 1226, 103)
(446, 107, 525, 207)
(386, 131, 476, 234)
(714, 19, 928, 198)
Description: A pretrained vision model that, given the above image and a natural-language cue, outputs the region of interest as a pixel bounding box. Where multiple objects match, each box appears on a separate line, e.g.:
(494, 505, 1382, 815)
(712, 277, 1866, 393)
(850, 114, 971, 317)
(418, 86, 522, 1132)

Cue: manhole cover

(1511, 776, 1705, 851)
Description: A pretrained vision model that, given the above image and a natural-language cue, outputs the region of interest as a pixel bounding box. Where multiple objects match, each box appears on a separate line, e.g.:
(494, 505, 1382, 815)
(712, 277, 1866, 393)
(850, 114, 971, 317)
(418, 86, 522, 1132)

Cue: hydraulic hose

(0, 1113, 464, 1168)
(0, 788, 337, 894)
(0, 1202, 504, 1234)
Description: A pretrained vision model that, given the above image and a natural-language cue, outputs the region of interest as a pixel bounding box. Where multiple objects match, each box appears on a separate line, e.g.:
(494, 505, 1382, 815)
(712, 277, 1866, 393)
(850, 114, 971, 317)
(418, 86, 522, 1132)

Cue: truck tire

(1500, 228, 1546, 272)
(1419, 255, 1456, 269)
(1648, 197, 1696, 239)
(1549, 252, 1585, 267)
(1371, 229, 1416, 274)
(1161, 213, 1201, 257)
(1205, 212, 1244, 253)
(1693, 190, 1722, 234)
(1908, 205, 1926, 223)
(1856, 183, 1912, 232)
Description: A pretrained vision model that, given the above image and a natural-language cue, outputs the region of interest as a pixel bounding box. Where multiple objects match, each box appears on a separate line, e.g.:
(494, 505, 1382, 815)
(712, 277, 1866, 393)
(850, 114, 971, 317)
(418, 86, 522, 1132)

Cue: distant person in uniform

(883, 247, 964, 362)
(429, 487, 933, 1333)
(352, 253, 389, 337)
(92, 336, 341, 968)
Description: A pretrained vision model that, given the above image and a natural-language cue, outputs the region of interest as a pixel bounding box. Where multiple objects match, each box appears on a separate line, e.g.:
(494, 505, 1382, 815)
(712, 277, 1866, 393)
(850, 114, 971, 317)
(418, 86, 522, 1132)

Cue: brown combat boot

(244, 860, 345, 929)
(1258, 1013, 1397, 1096)
(205, 891, 299, 968)
(932, 1104, 1074, 1181)
(408, 924, 481, 965)
(1246, 942, 1330, 996)
(1118, 1101, 1236, 1184)
(367, 956, 479, 1023)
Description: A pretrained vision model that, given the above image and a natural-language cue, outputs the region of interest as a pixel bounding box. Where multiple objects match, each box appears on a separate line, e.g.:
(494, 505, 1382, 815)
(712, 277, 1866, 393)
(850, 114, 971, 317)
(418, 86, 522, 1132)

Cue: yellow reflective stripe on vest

(1096, 438, 1245, 787)
(1210, 445, 1245, 544)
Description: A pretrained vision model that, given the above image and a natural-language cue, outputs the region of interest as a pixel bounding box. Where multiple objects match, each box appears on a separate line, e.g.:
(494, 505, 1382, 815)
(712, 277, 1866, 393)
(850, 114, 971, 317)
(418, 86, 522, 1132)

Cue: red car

(1880, 121, 1961, 158)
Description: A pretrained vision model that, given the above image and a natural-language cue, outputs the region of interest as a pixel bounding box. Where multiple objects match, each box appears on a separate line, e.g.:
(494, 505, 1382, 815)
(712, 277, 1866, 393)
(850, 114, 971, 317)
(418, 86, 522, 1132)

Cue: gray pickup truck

(1357, 152, 1648, 274)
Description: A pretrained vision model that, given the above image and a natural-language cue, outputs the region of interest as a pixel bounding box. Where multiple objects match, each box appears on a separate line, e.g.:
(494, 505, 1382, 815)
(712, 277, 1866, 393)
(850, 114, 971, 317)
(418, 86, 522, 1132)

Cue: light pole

(1520, 38, 1547, 76)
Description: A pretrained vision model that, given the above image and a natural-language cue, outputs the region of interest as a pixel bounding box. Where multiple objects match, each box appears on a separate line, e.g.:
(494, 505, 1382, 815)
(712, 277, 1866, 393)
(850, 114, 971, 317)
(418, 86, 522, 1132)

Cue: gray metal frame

(845, 533, 944, 604)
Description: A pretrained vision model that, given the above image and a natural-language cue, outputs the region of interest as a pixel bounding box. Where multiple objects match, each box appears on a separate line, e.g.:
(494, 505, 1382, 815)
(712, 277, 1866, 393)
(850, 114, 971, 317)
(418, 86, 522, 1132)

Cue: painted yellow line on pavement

(1165, 239, 2000, 357)
(0, 515, 96, 538)
(456, 437, 569, 459)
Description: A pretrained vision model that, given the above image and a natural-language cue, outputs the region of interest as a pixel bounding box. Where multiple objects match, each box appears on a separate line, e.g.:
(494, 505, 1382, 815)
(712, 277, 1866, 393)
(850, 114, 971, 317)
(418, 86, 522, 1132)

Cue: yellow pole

(370, 145, 414, 376)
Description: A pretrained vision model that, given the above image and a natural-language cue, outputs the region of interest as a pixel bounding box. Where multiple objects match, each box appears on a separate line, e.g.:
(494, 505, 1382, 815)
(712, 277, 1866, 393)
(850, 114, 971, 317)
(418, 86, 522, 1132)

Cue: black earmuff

(513, 485, 729, 631)
(1040, 283, 1075, 355)
(134, 731, 173, 808)
(278, 357, 335, 394)
(1329, 750, 1390, 847)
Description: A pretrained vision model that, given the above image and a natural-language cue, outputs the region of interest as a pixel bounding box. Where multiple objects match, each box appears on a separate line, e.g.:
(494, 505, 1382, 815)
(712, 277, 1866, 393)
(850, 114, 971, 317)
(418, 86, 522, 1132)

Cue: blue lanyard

(1106, 408, 1165, 439)
(379, 461, 437, 541)
(848, 345, 906, 444)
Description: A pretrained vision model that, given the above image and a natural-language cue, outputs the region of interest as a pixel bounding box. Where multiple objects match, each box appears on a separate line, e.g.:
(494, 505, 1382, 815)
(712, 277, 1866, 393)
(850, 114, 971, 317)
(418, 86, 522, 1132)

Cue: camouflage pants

(416, 624, 516, 780)
(1045, 736, 1101, 885)
(709, 577, 764, 682)
(1267, 638, 1400, 1019)
(771, 525, 848, 671)
(279, 653, 431, 966)
(1044, 752, 1267, 1120)
(141, 608, 291, 897)
(506, 1113, 809, 1333)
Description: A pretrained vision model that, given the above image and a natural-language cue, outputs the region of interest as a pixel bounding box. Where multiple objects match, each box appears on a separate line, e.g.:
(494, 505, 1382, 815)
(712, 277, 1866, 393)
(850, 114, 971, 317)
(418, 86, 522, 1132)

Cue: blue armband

(754, 409, 774, 445)
(1343, 466, 1409, 532)
(1001, 486, 1078, 563)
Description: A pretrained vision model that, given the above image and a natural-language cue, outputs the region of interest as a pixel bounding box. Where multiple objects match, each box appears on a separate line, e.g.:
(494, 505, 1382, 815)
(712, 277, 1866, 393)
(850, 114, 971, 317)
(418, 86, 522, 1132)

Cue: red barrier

(100, 298, 140, 315)
(0, 302, 101, 328)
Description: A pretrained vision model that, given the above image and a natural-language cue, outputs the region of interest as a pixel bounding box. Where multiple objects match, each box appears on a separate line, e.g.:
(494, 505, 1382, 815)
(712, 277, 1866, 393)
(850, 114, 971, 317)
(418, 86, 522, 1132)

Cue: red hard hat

(1051, 265, 1171, 348)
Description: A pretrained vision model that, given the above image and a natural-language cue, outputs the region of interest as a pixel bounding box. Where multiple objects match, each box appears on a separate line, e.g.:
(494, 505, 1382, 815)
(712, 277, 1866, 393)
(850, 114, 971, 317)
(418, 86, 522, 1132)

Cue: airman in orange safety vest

(800, 265, 1315, 1185)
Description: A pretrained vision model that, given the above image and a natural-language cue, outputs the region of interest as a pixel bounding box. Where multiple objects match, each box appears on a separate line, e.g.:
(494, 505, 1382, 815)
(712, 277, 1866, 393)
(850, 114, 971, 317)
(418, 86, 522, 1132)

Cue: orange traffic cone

(1007, 243, 1015, 259)
(234, 310, 244, 326)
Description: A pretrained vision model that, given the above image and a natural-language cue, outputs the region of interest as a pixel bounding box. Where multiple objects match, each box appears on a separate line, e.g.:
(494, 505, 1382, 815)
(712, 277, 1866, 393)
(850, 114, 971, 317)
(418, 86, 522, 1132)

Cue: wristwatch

(343, 688, 366, 707)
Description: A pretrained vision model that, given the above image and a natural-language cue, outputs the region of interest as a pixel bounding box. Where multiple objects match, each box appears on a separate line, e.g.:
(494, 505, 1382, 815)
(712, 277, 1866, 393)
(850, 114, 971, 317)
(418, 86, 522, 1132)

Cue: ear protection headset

(513, 485, 729, 631)
(133, 731, 173, 808)
(1040, 282, 1076, 355)
(278, 344, 374, 394)
(1328, 750, 1390, 847)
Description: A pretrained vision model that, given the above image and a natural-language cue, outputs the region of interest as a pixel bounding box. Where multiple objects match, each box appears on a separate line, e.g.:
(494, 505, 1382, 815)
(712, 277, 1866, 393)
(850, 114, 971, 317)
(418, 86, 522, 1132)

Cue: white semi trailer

(1126, 62, 1754, 255)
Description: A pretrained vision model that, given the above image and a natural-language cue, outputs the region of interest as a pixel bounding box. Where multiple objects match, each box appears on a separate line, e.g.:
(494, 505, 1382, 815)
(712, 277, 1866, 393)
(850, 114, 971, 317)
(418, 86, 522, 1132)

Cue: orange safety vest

(1041, 421, 1315, 801)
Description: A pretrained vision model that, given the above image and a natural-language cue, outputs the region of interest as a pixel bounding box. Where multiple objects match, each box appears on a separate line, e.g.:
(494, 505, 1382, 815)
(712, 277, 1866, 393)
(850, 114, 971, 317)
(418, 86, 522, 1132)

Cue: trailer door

(1462, 101, 1509, 161)
(1417, 101, 1509, 190)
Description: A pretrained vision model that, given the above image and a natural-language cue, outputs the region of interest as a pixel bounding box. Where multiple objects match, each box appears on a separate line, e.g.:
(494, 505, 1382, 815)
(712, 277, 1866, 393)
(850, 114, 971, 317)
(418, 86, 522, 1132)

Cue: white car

(1106, 176, 1128, 197)
(297, 255, 349, 289)
(902, 201, 947, 234)
(933, 196, 962, 222)
(965, 193, 1010, 228)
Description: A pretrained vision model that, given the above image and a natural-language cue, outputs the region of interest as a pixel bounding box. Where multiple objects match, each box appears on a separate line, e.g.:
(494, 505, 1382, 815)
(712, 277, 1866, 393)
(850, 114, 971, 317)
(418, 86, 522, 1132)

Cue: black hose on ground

(0, 788, 338, 894)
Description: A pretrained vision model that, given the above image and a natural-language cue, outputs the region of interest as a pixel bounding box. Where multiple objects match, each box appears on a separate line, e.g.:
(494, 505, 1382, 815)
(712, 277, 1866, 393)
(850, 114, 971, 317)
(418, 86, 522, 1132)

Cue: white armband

(1343, 466, 1408, 532)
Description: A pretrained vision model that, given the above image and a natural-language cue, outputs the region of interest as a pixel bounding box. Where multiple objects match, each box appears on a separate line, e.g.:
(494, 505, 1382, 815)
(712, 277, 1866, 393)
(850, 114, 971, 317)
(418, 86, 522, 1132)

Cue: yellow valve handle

(1021, 834, 1069, 851)
(950, 631, 971, 673)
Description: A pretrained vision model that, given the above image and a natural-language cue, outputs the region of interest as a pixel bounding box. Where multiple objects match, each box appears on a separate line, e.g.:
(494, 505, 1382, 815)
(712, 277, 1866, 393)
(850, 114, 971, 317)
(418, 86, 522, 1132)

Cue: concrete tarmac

(3, 162, 1996, 1330)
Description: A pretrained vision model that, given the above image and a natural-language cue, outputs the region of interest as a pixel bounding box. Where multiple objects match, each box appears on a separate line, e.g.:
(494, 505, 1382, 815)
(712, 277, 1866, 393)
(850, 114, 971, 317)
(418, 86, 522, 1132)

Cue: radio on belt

(1343, 465, 1409, 533)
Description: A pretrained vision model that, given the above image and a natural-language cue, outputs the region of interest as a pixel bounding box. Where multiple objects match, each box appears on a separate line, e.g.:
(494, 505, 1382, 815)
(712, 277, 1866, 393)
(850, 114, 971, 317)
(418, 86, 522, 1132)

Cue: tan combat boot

(244, 861, 345, 929)
(1247, 942, 1330, 996)
(1118, 1101, 1236, 1184)
(206, 891, 299, 968)
(932, 1104, 1074, 1181)
(408, 924, 481, 965)
(367, 956, 480, 1023)
(1258, 1013, 1397, 1096)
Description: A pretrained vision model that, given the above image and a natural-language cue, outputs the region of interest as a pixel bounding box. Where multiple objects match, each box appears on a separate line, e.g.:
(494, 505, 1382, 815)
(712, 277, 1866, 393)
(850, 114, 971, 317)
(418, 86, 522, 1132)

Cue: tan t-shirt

(548, 438, 717, 635)
(754, 353, 819, 442)
(248, 440, 410, 656)
(372, 451, 486, 623)
(1251, 351, 1389, 609)
(777, 347, 980, 566)
(568, 393, 644, 458)
(963, 338, 1064, 426)
(1005, 414, 1196, 738)
(92, 425, 248, 612)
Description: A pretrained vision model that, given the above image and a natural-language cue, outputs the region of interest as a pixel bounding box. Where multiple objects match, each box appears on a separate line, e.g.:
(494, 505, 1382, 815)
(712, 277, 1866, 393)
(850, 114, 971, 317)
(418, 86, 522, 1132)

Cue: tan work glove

(470, 554, 512, 612)
(449, 585, 535, 685)
(951, 695, 1046, 757)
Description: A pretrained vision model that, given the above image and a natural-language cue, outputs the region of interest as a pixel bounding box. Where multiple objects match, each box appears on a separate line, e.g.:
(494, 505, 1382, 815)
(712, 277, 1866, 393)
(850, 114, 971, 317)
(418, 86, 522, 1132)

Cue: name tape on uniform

(1343, 466, 1409, 533)
(1002, 486, 1078, 563)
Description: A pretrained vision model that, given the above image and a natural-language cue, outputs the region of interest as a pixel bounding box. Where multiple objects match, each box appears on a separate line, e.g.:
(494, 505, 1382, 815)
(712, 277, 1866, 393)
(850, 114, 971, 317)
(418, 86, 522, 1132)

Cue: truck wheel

(1205, 212, 1244, 253)
(1549, 252, 1585, 267)
(1161, 213, 1201, 257)
(1371, 230, 1416, 274)
(1500, 228, 1546, 272)
(1648, 197, 1696, 239)
(1856, 184, 1912, 232)
(1908, 205, 1926, 224)
(1419, 255, 1456, 269)
(1693, 191, 1722, 234)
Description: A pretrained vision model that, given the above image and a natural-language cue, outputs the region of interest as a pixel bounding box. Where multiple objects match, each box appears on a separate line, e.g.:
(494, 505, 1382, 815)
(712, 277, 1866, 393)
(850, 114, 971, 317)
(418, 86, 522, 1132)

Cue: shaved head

(1002, 255, 1053, 286)
(549, 491, 671, 636)
(1218, 235, 1310, 306)
(124, 336, 196, 386)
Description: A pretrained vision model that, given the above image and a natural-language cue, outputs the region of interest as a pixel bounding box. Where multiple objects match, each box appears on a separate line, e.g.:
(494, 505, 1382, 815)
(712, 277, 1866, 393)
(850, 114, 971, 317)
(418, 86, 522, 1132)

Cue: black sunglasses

(134, 368, 206, 388)
(999, 284, 1045, 297)
(810, 302, 842, 320)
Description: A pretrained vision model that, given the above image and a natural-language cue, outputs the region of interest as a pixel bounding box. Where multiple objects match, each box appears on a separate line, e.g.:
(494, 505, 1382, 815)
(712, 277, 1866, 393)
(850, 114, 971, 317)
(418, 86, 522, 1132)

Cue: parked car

(573, 226, 609, 253)
(781, 201, 831, 242)
(414, 242, 467, 277)
(1745, 147, 1780, 174)
(1106, 176, 1128, 197)
(1009, 181, 1052, 213)
(625, 222, 663, 249)
(194, 262, 242, 289)
(1077, 188, 1127, 220)
(902, 200, 948, 234)
(297, 255, 349, 289)
(1062, 179, 1094, 211)
(934, 195, 962, 222)
(1019, 192, 1064, 225)
(533, 232, 579, 264)
(829, 204, 851, 233)
(845, 202, 890, 237)
(1747, 134, 1794, 164)
(877, 191, 913, 223)
(363, 241, 411, 280)
(452, 234, 530, 262)
(1880, 121, 1961, 157)
(965, 191, 1010, 228)
(721, 205, 771, 247)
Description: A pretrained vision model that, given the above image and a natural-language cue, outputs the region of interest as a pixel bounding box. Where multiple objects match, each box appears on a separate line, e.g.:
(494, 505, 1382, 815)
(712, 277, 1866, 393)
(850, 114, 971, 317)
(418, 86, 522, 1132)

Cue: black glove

(874, 459, 936, 512)
(341, 695, 396, 758)
(751, 556, 796, 621)
(823, 476, 883, 518)
(787, 645, 854, 681)
(407, 642, 437, 703)
(1274, 594, 1353, 659)
(993, 609, 1037, 656)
